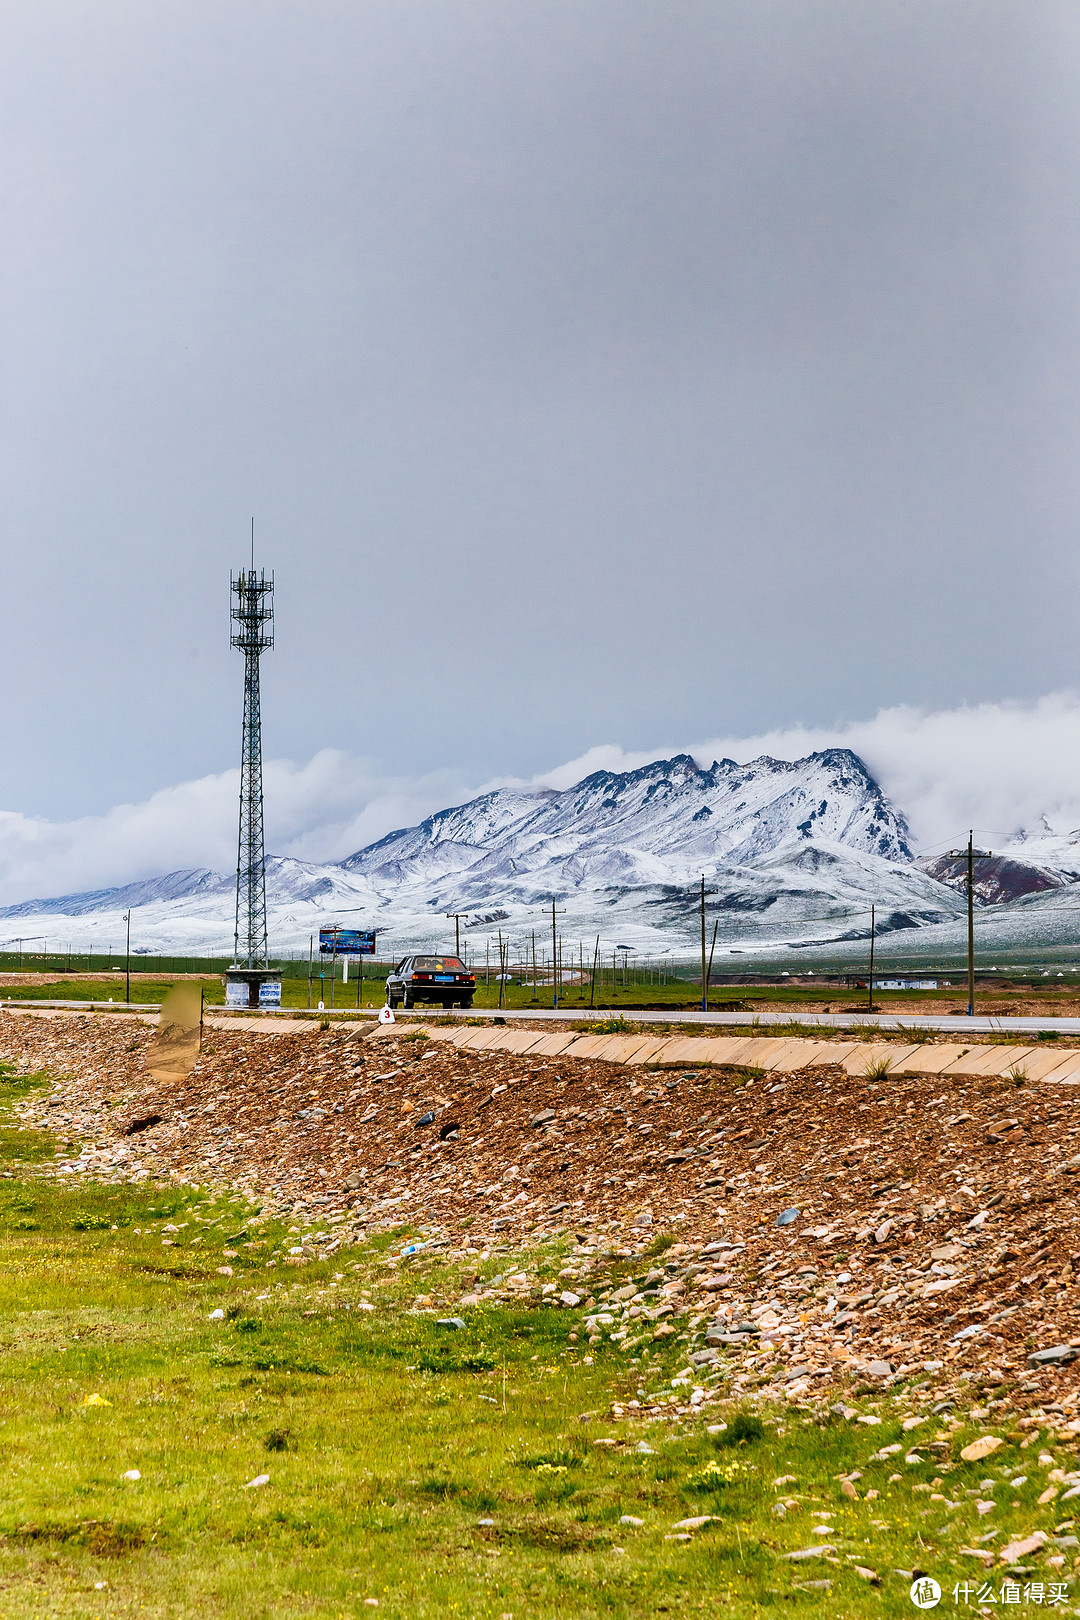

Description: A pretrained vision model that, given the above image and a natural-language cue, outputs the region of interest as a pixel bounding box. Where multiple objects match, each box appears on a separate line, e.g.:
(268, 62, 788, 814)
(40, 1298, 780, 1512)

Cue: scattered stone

(999, 1532, 1048, 1563)
(960, 1436, 1003, 1463)
(775, 1208, 799, 1228)
(1028, 1346, 1079, 1368)
(436, 1317, 466, 1331)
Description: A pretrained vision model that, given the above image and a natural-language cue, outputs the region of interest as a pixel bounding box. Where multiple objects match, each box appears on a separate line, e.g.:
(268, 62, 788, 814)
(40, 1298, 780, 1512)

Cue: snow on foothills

(0, 748, 967, 958)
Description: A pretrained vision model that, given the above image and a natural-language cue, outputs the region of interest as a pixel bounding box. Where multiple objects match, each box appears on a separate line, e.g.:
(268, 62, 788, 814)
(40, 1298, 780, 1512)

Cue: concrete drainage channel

(417, 1024, 1080, 1082)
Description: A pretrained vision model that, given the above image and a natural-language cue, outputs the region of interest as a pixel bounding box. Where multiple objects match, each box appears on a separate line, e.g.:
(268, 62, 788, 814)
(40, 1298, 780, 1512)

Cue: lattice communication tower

(230, 566, 274, 969)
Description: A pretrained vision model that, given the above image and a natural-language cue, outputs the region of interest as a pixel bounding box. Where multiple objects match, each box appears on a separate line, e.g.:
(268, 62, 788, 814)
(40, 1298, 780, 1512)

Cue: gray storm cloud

(0, 2, 1077, 825)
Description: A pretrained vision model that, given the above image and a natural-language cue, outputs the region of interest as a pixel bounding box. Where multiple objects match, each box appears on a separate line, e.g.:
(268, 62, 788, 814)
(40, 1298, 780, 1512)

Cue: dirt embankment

(6, 1008, 1080, 1426)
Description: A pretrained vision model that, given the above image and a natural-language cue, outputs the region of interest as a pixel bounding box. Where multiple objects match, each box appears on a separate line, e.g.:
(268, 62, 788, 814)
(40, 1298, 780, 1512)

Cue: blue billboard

(319, 928, 376, 956)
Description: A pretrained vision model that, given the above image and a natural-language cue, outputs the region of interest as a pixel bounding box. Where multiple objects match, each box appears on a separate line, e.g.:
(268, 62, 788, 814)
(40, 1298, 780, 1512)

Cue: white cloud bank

(0, 753, 481, 906)
(3, 693, 1080, 904)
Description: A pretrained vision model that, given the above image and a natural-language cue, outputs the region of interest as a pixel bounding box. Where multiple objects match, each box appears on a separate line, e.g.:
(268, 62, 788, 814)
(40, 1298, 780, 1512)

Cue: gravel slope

(7, 1008, 1080, 1434)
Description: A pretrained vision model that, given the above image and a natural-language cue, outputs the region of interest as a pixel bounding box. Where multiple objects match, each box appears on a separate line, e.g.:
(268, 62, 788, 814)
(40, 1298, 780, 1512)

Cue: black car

(386, 954, 475, 1010)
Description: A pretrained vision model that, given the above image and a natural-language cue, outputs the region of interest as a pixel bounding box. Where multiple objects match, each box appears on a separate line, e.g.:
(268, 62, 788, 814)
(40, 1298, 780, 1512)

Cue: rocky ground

(7, 1007, 1080, 1442)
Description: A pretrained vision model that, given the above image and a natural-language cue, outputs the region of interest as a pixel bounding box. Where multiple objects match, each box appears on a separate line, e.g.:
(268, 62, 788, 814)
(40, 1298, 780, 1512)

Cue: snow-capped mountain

(344, 748, 913, 888)
(0, 749, 969, 959)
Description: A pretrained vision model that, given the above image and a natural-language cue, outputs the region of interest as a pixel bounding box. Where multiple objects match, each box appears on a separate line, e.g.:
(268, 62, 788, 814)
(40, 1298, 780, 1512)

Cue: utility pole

(124, 910, 131, 1005)
(967, 828, 975, 1017)
(307, 934, 313, 1009)
(700, 875, 707, 1013)
(867, 904, 875, 1013)
(541, 899, 566, 1009)
(589, 935, 599, 1009)
(445, 913, 464, 959)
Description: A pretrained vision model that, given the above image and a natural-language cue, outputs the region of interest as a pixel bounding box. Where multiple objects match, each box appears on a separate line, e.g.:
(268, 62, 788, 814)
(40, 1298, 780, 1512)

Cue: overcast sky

(2, 1, 1080, 888)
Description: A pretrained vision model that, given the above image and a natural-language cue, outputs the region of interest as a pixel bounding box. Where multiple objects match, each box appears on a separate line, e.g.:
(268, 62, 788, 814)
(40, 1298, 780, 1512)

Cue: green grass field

(0, 1064, 1078, 1615)
(1, 964, 1075, 1020)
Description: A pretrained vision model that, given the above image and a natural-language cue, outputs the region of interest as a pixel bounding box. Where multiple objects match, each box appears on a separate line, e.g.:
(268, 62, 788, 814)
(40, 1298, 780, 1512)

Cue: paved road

(6, 997, 1080, 1036)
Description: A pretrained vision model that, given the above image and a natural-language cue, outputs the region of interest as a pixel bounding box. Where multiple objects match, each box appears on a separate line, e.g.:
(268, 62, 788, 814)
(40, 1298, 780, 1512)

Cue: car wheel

(402, 991, 413, 1010)
(460, 997, 474, 1010)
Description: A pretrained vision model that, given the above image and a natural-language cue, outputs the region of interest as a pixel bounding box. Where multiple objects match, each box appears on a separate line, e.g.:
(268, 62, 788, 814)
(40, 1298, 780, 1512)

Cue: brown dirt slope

(6, 1008, 1080, 1424)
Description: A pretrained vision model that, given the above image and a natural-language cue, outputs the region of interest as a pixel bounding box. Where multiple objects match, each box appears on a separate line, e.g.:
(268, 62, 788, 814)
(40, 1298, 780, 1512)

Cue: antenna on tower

(225, 550, 282, 1010)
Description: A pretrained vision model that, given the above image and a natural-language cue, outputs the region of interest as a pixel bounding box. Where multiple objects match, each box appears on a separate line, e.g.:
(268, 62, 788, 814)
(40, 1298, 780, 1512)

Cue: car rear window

(413, 956, 465, 971)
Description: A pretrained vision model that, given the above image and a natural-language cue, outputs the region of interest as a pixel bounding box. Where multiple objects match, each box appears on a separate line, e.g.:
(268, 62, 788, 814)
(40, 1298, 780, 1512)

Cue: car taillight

(412, 972, 430, 981)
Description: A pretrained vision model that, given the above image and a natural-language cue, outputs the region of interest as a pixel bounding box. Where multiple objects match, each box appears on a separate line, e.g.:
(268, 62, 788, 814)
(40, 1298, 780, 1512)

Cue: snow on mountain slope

(0, 869, 229, 919)
(345, 748, 911, 881)
(0, 749, 966, 958)
(916, 828, 1080, 906)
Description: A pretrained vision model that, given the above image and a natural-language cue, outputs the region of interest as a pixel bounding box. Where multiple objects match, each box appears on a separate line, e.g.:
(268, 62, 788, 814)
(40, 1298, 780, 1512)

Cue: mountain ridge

(0, 747, 1002, 957)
